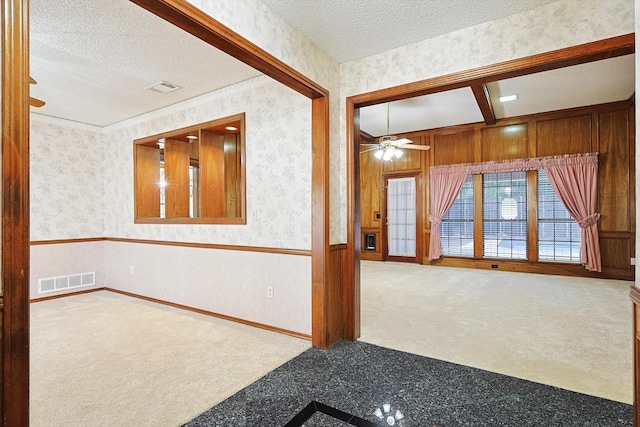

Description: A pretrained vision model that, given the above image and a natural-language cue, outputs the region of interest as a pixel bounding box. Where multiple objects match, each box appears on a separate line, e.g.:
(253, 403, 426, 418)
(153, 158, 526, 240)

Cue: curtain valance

(429, 152, 598, 177)
(428, 152, 601, 272)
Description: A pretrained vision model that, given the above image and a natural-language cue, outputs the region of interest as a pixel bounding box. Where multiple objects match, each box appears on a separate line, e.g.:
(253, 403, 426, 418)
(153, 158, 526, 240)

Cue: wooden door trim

(346, 34, 635, 343)
(2, 0, 31, 424)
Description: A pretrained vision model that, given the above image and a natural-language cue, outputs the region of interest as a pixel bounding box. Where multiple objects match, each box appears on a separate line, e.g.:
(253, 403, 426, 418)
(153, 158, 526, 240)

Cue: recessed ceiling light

(499, 94, 519, 103)
(186, 135, 198, 140)
(225, 126, 238, 131)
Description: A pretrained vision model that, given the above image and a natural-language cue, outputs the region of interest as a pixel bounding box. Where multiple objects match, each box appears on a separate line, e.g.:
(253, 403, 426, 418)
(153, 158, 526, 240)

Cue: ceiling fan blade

(30, 97, 45, 107)
(360, 143, 379, 147)
(359, 147, 380, 154)
(403, 144, 431, 151)
(29, 76, 37, 84)
(394, 138, 414, 145)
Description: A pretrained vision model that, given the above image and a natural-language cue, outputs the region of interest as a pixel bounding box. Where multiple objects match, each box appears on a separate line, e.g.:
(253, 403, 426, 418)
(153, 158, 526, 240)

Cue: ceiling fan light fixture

(382, 148, 394, 161)
(394, 149, 403, 159)
(374, 148, 384, 159)
(379, 135, 413, 145)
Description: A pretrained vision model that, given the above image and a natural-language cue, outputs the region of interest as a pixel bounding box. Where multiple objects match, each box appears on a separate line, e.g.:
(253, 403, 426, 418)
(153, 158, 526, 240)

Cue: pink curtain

(428, 165, 470, 260)
(542, 153, 601, 272)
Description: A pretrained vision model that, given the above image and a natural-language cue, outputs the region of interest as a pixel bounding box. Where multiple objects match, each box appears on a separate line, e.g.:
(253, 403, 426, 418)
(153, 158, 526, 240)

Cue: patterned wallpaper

(30, 118, 106, 241)
(186, 0, 343, 245)
(102, 77, 312, 250)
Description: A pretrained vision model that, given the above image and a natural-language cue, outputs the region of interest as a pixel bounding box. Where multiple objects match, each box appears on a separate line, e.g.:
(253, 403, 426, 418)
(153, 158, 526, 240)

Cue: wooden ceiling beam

(351, 33, 635, 108)
(470, 83, 496, 125)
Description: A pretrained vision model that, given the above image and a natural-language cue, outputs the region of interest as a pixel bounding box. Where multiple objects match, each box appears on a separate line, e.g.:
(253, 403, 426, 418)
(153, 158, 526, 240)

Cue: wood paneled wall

(164, 139, 191, 218)
(200, 131, 226, 217)
(360, 137, 383, 261)
(224, 134, 241, 217)
(360, 100, 635, 280)
(134, 145, 161, 218)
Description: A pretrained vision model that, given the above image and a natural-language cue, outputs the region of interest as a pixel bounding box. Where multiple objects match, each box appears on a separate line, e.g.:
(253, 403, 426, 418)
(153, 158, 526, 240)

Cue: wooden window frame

(133, 113, 246, 225)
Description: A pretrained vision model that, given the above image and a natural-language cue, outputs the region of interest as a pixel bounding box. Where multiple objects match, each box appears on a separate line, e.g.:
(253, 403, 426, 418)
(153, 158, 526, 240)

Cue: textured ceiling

(30, 0, 633, 133)
(258, 0, 561, 63)
(30, 0, 262, 127)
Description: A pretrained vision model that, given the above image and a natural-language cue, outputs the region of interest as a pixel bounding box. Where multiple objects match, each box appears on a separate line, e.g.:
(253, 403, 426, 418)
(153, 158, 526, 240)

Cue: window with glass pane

(482, 171, 527, 259)
(440, 175, 474, 257)
(537, 169, 581, 263)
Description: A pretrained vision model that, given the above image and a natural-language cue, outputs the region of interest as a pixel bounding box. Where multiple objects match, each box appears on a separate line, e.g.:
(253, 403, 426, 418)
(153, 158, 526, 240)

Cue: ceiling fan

(30, 77, 45, 107)
(361, 102, 430, 161)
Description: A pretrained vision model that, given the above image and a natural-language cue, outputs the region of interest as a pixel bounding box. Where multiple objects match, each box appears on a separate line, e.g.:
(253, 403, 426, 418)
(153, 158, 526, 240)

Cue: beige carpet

(359, 260, 633, 404)
(30, 264, 633, 426)
(30, 291, 311, 427)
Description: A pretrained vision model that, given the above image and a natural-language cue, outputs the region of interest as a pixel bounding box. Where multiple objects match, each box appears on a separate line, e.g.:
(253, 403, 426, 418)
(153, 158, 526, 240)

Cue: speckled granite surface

(184, 341, 632, 427)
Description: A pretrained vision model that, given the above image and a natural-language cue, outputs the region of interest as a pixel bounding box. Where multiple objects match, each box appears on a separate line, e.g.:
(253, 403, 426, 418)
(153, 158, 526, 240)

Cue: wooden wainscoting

(630, 286, 640, 425)
(328, 244, 350, 344)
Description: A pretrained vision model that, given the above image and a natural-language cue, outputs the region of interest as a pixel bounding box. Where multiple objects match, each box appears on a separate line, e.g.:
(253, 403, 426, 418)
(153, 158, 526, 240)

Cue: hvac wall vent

(145, 80, 182, 94)
(38, 272, 95, 294)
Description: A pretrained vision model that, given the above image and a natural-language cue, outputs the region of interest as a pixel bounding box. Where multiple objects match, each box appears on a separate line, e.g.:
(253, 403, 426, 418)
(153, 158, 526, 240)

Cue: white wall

(30, 78, 314, 334)
(30, 241, 105, 297)
(29, 117, 106, 298)
(104, 241, 311, 334)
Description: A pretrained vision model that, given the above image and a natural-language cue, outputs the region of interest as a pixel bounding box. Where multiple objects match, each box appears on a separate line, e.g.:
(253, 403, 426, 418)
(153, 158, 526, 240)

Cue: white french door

(386, 176, 417, 258)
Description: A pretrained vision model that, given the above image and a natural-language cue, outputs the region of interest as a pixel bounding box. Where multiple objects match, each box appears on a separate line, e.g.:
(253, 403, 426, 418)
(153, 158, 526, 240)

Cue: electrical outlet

(267, 286, 274, 299)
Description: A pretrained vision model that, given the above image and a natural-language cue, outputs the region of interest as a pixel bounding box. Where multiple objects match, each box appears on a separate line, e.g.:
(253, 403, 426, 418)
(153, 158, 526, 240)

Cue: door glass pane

(387, 177, 416, 257)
